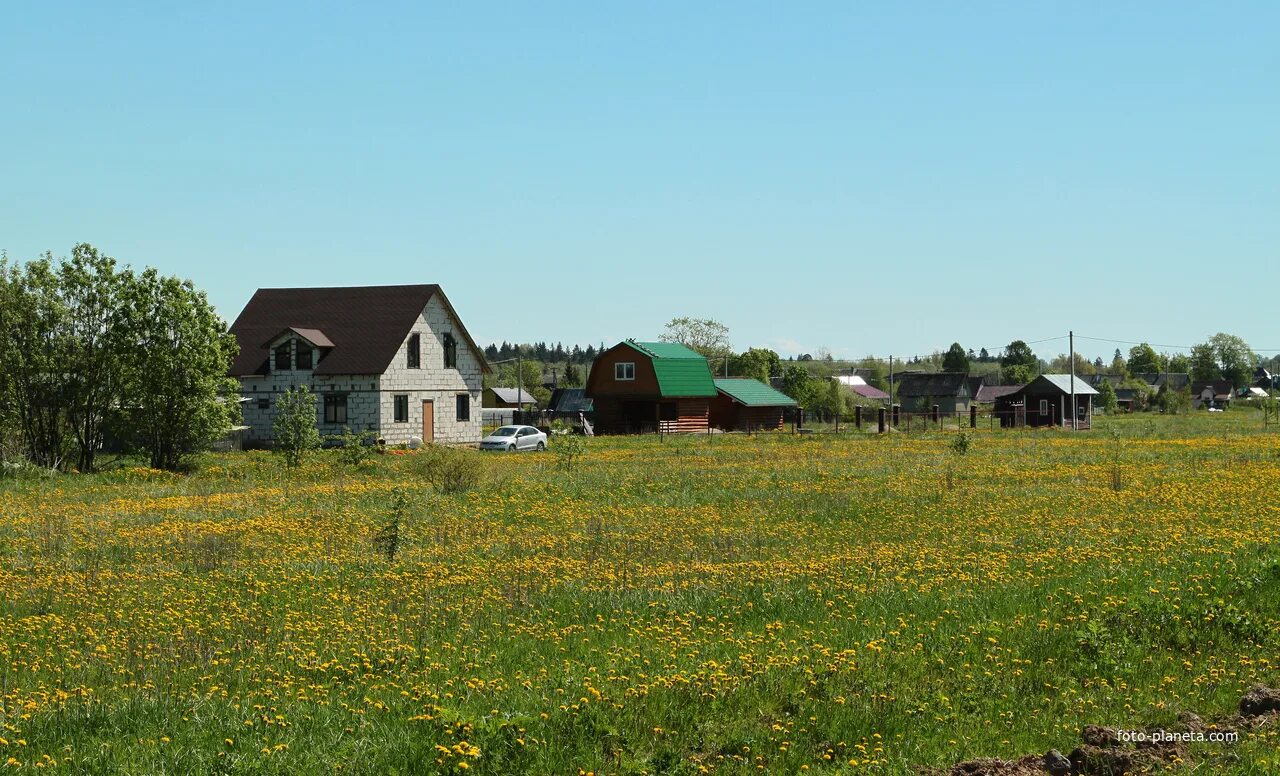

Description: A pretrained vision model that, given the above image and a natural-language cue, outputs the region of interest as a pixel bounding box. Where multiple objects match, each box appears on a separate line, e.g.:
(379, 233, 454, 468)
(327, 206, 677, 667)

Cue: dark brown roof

(975, 384, 1021, 403)
(1191, 380, 1233, 399)
(229, 284, 487, 376)
(263, 326, 334, 348)
(895, 372, 971, 398)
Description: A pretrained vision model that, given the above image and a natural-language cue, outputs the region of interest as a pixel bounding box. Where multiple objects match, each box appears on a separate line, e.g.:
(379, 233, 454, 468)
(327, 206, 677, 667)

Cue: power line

(1075, 334, 1280, 353)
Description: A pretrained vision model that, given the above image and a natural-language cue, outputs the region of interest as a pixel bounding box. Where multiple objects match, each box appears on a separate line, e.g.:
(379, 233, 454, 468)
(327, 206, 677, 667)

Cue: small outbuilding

(710, 378, 797, 431)
(585, 340, 719, 434)
(994, 374, 1097, 429)
(483, 387, 538, 408)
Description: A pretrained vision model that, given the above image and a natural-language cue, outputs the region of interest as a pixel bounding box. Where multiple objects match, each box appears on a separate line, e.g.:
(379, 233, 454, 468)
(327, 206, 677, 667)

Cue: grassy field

(1, 412, 1278, 774)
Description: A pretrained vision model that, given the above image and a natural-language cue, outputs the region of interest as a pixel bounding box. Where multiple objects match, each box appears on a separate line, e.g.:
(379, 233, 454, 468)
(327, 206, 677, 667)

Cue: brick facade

(238, 296, 483, 446)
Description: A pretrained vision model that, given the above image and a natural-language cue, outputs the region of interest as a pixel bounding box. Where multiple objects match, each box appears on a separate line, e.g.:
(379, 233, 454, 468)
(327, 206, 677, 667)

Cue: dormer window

(443, 333, 457, 369)
(407, 334, 421, 368)
(296, 343, 313, 370)
(274, 343, 291, 371)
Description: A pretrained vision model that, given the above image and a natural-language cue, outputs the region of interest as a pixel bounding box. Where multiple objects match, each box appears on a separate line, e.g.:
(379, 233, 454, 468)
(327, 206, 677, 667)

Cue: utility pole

(1069, 330, 1077, 431)
(888, 355, 894, 411)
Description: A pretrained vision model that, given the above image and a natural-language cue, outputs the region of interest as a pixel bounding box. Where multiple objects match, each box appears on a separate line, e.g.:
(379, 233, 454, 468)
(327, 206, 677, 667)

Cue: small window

(257, 398, 270, 410)
(407, 333, 421, 369)
(394, 394, 408, 423)
(443, 333, 458, 369)
(1039, 399, 1049, 416)
(456, 393, 470, 422)
(615, 362, 635, 381)
(296, 344, 312, 370)
(274, 343, 291, 371)
(324, 394, 348, 424)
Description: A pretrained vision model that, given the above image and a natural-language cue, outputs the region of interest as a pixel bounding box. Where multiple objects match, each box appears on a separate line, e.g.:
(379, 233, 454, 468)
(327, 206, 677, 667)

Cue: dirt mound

(923, 686, 1277, 775)
(1239, 685, 1280, 718)
(944, 754, 1048, 775)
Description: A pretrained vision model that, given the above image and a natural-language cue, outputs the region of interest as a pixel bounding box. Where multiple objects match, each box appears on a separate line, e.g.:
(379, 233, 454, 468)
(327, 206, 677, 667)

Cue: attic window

(615, 362, 635, 381)
(274, 343, 291, 371)
(296, 343, 312, 370)
(407, 334, 421, 369)
(443, 333, 458, 369)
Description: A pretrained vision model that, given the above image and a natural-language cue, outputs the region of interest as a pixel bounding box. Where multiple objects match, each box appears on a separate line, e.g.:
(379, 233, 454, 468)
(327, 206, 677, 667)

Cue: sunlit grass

(0, 410, 1276, 773)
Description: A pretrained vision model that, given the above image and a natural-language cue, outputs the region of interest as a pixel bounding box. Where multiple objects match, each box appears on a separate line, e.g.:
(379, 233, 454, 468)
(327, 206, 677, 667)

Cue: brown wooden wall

(659, 399, 709, 434)
(710, 396, 785, 431)
(586, 343, 660, 398)
(592, 397, 709, 434)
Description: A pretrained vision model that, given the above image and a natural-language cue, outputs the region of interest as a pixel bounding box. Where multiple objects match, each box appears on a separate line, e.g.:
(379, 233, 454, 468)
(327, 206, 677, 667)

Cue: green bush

(273, 386, 321, 467)
(553, 432, 587, 470)
(408, 444, 487, 495)
(331, 426, 378, 469)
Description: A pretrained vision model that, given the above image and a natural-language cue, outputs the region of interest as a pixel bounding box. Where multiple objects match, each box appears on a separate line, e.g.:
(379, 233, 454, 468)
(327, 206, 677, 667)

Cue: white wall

(237, 295, 484, 446)
(373, 295, 484, 445)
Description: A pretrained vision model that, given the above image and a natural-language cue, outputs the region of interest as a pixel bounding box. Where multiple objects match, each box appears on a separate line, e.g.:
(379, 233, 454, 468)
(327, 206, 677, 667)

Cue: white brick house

(228, 285, 488, 446)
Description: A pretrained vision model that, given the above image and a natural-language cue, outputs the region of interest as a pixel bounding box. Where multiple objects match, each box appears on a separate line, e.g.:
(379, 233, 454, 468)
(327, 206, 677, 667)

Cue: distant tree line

(483, 341, 602, 366)
(0, 244, 239, 472)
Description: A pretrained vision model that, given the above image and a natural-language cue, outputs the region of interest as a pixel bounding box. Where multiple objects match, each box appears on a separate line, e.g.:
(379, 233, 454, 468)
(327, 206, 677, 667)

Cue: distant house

(1192, 380, 1233, 409)
(1135, 372, 1191, 393)
(994, 374, 1097, 429)
(710, 378, 797, 431)
(228, 284, 488, 446)
(966, 375, 986, 400)
(1087, 373, 1139, 412)
(833, 374, 890, 401)
(585, 340, 719, 434)
(1254, 367, 1275, 390)
(484, 387, 538, 408)
(894, 372, 973, 414)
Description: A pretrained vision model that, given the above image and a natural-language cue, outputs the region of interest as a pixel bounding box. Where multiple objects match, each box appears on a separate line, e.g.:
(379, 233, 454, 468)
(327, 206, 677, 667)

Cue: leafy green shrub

(409, 444, 487, 495)
(331, 426, 378, 469)
(373, 487, 407, 561)
(553, 432, 587, 470)
(273, 386, 320, 467)
(949, 431, 971, 456)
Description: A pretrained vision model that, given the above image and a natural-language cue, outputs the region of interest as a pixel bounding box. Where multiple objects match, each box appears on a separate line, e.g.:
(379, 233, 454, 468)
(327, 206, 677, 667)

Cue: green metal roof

(624, 340, 717, 397)
(714, 378, 798, 407)
(628, 341, 706, 360)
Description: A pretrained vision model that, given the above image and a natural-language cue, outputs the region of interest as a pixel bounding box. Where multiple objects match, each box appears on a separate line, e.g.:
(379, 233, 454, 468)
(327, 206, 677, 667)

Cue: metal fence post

(878, 407, 886, 434)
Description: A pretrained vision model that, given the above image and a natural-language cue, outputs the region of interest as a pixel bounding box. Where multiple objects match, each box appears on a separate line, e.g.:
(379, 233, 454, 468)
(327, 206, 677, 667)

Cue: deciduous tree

(119, 269, 240, 470)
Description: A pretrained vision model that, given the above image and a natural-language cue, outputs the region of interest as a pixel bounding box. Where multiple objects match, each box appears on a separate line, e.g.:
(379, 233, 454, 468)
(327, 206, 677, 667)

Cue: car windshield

(491, 427, 519, 437)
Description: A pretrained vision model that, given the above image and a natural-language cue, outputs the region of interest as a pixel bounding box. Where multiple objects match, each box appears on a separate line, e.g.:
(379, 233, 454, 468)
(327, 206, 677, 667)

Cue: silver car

(479, 425, 547, 452)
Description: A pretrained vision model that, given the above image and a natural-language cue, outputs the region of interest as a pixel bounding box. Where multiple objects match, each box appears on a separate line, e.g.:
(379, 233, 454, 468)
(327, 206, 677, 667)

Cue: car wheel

(508, 444, 517, 452)
(537, 441, 545, 451)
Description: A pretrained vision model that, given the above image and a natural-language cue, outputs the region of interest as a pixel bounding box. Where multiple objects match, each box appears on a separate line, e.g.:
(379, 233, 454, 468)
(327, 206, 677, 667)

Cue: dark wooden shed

(994, 374, 1097, 429)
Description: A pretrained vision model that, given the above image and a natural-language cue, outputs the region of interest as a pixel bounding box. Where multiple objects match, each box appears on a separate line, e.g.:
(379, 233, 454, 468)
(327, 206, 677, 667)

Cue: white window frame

(1039, 399, 1049, 416)
(615, 362, 635, 381)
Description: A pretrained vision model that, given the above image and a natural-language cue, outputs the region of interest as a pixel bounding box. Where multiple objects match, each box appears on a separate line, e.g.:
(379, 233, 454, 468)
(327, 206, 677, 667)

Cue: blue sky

(3, 2, 1277, 361)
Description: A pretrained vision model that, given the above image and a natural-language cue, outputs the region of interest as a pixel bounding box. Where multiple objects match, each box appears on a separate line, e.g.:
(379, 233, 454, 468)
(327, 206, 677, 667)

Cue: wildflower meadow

(0, 414, 1277, 773)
